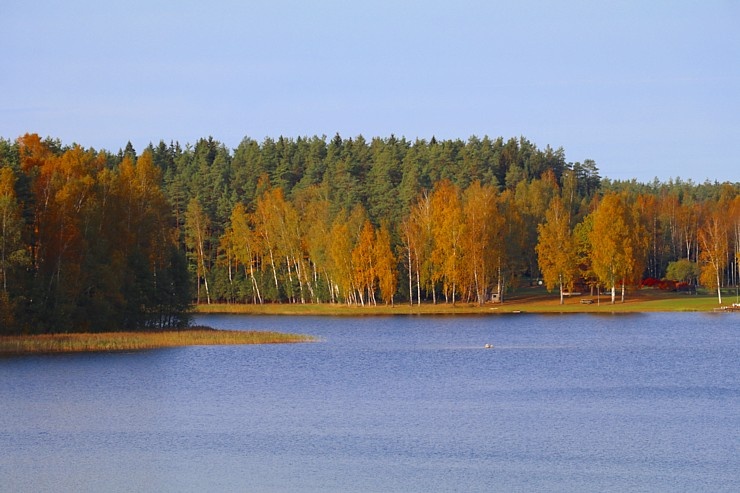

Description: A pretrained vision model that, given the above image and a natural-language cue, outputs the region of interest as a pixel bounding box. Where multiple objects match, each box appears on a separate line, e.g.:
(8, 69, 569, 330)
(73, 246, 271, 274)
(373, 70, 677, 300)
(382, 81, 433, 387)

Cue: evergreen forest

(1, 133, 739, 334)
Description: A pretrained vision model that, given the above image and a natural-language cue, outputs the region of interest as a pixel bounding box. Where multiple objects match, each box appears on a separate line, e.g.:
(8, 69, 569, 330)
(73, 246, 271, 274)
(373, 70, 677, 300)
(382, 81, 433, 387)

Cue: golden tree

(352, 220, 377, 306)
(430, 180, 463, 304)
(536, 195, 576, 304)
(374, 222, 397, 306)
(589, 192, 647, 303)
(296, 187, 333, 303)
(327, 206, 367, 305)
(402, 192, 434, 305)
(226, 202, 263, 303)
(461, 181, 502, 305)
(698, 203, 729, 305)
(252, 180, 287, 298)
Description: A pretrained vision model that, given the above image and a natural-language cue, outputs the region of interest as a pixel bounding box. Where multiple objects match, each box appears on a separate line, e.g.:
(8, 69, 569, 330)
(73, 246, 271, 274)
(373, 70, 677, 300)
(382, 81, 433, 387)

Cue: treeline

(1, 133, 739, 333)
(0, 135, 190, 334)
(148, 133, 603, 306)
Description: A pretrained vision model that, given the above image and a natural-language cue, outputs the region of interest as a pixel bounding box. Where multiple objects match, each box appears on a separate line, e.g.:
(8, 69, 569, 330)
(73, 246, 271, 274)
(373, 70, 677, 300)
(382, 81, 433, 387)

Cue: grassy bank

(196, 288, 739, 315)
(0, 328, 314, 356)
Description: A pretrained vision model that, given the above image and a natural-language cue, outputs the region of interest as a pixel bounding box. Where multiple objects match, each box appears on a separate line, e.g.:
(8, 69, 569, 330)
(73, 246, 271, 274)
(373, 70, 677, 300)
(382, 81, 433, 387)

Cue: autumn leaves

(2, 132, 739, 331)
(212, 177, 516, 307)
(214, 180, 397, 306)
(1, 134, 190, 334)
(537, 189, 740, 305)
(199, 171, 740, 308)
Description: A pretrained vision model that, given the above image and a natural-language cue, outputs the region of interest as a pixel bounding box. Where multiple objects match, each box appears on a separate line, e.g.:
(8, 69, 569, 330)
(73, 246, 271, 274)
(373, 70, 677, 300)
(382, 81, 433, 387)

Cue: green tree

(515, 170, 559, 279)
(367, 136, 404, 226)
(665, 258, 700, 285)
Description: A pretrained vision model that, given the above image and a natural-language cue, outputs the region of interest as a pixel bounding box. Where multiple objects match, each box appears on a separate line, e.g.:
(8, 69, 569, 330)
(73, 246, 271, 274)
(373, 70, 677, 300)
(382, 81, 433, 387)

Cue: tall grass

(0, 328, 314, 355)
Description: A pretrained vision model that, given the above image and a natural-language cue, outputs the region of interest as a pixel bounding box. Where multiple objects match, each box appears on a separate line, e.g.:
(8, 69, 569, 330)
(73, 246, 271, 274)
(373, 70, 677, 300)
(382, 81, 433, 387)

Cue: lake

(1, 313, 738, 492)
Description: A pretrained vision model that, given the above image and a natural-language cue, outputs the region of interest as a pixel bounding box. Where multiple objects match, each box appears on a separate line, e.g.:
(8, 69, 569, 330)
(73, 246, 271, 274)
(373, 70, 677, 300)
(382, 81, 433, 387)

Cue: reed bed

(0, 328, 314, 355)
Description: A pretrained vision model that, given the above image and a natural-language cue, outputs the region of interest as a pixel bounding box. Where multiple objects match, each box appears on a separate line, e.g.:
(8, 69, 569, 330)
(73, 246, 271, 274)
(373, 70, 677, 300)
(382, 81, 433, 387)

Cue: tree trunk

(198, 241, 211, 305)
(1, 213, 6, 293)
(559, 281, 564, 305)
(611, 283, 616, 304)
(717, 270, 723, 305)
(268, 247, 279, 295)
(247, 263, 262, 304)
(408, 245, 413, 306)
(474, 269, 482, 306)
(415, 257, 421, 306)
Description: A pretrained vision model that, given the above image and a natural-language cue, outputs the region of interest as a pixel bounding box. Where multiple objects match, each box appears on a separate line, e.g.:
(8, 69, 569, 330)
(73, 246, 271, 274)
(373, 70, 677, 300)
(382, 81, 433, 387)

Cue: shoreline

(4, 290, 736, 355)
(0, 328, 314, 356)
(194, 289, 737, 316)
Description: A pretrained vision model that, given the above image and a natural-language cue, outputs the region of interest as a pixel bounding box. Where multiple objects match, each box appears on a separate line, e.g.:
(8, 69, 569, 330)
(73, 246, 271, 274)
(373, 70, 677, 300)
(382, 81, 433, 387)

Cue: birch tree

(461, 181, 501, 305)
(536, 195, 577, 304)
(185, 198, 211, 304)
(297, 187, 333, 303)
(430, 180, 462, 304)
(352, 220, 376, 305)
(328, 214, 355, 304)
(227, 202, 262, 303)
(252, 181, 283, 299)
(698, 203, 728, 305)
(375, 222, 397, 305)
(402, 191, 434, 304)
(589, 193, 640, 303)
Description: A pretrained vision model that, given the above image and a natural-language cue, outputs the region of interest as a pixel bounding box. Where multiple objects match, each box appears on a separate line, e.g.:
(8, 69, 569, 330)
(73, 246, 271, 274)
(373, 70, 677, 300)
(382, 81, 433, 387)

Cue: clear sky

(2, 1, 739, 183)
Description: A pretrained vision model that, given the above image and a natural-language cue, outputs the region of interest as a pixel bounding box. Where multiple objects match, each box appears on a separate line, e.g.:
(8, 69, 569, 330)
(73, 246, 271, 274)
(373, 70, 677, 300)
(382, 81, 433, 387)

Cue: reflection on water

(1, 313, 738, 492)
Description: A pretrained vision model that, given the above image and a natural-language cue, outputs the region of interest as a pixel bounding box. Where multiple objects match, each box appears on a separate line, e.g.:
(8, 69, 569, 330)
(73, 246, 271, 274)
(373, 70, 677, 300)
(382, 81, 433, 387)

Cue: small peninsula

(0, 328, 314, 356)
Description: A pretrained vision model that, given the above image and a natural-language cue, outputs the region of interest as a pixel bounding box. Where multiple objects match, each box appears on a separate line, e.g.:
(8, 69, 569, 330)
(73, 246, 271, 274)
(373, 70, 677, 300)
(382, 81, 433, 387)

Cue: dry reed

(0, 328, 313, 355)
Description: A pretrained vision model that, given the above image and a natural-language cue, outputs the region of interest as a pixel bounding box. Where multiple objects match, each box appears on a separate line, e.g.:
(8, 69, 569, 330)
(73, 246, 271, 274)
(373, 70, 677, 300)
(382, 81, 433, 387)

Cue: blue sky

(2, 1, 738, 183)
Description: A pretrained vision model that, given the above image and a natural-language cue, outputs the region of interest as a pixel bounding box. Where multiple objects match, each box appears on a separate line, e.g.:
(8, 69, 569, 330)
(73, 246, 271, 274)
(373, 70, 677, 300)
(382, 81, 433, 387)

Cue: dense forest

(1, 133, 738, 334)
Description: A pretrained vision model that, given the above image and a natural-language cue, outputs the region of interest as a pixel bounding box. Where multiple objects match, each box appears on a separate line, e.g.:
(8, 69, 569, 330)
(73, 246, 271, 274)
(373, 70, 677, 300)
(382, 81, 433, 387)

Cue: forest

(1, 132, 739, 334)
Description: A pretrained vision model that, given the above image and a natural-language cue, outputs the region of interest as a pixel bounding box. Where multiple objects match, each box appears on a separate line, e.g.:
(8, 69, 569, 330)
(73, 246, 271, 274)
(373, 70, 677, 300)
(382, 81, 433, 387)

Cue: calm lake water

(1, 313, 738, 492)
